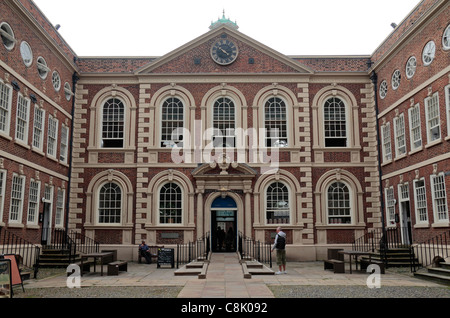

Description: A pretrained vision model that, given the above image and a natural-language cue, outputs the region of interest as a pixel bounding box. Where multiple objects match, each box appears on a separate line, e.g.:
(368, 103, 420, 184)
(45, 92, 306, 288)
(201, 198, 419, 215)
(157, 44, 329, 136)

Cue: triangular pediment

(136, 25, 313, 75)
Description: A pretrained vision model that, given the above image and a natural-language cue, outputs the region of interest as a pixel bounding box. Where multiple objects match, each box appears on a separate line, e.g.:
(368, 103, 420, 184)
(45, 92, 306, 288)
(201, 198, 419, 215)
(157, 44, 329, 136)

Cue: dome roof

(209, 10, 238, 30)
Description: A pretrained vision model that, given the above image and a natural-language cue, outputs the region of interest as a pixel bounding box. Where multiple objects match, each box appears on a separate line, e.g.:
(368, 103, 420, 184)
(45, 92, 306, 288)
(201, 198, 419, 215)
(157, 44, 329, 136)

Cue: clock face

(211, 39, 238, 65)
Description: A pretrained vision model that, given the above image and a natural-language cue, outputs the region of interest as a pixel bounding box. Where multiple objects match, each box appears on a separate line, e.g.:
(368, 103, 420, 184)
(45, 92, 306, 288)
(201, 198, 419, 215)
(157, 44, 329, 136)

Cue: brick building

(0, 0, 448, 261)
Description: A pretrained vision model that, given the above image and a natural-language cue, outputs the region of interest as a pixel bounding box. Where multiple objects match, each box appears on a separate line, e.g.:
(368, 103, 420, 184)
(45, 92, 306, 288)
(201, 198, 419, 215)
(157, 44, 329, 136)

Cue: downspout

(64, 65, 79, 233)
(370, 69, 388, 263)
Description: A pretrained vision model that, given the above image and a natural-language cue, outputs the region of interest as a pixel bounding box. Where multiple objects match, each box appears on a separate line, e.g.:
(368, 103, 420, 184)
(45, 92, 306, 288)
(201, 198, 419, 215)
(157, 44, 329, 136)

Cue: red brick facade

(0, 0, 448, 261)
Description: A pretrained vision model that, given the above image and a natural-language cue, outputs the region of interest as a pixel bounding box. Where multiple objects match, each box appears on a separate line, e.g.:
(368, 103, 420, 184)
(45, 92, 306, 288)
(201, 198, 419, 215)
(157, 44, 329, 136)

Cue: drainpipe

(64, 67, 79, 233)
(370, 70, 388, 256)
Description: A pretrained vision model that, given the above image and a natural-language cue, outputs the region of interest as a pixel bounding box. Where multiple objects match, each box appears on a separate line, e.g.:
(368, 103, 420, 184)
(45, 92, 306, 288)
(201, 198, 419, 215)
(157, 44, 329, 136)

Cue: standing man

(271, 226, 287, 274)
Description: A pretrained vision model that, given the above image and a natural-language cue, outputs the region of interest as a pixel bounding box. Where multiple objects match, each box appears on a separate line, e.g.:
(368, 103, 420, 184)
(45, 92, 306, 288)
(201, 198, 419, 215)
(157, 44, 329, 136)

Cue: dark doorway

(211, 196, 237, 253)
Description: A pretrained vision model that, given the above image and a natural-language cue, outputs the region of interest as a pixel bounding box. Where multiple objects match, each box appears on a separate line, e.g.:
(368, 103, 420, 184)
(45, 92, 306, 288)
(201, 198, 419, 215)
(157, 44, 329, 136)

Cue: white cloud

(33, 0, 419, 56)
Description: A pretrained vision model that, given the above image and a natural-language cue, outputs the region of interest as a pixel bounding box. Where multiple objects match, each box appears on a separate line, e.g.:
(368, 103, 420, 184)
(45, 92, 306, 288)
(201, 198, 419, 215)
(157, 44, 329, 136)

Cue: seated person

(139, 240, 152, 264)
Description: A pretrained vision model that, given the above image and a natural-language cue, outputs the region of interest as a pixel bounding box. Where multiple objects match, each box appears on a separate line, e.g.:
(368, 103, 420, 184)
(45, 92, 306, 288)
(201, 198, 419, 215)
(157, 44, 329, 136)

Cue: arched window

(265, 97, 287, 147)
(327, 181, 351, 224)
(98, 182, 121, 224)
(161, 97, 184, 147)
(213, 97, 235, 147)
(324, 97, 347, 147)
(102, 98, 124, 148)
(159, 183, 182, 224)
(266, 182, 290, 224)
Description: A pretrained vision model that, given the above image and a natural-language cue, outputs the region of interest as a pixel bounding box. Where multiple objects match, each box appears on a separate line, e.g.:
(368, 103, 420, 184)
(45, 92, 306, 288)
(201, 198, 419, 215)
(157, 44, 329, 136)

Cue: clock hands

(219, 47, 229, 55)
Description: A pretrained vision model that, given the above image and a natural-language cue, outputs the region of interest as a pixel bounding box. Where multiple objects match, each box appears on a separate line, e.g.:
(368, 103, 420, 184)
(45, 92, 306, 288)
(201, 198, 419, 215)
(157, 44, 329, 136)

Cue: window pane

(266, 182, 290, 224)
(159, 183, 182, 224)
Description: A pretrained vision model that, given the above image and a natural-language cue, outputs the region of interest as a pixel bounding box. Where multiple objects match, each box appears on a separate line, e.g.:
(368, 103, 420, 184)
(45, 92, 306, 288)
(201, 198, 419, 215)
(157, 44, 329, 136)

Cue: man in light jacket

(271, 226, 287, 274)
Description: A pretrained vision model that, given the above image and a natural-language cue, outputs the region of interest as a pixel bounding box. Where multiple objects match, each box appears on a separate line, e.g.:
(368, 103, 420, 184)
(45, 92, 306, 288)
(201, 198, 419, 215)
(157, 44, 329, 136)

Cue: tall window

(0, 170, 6, 221)
(9, 174, 25, 223)
(60, 125, 69, 163)
(161, 97, 184, 147)
(394, 113, 406, 157)
(381, 123, 392, 162)
(408, 104, 422, 150)
(27, 180, 40, 224)
(47, 116, 58, 157)
(212, 97, 235, 147)
(159, 183, 182, 224)
(265, 97, 287, 147)
(327, 181, 351, 224)
(445, 85, 450, 137)
(431, 173, 448, 222)
(15, 94, 30, 143)
(266, 182, 290, 224)
(32, 107, 44, 150)
(385, 187, 395, 225)
(0, 80, 12, 134)
(55, 188, 65, 226)
(425, 92, 440, 143)
(324, 97, 347, 147)
(98, 182, 121, 224)
(414, 179, 428, 223)
(102, 98, 124, 148)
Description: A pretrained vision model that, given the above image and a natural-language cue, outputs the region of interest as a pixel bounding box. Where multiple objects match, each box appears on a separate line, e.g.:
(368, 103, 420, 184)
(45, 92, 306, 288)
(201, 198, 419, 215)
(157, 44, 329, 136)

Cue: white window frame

(0, 169, 6, 223)
(327, 181, 352, 225)
(160, 97, 185, 148)
(98, 182, 122, 225)
(445, 84, 450, 138)
(37, 56, 49, 80)
(0, 22, 16, 51)
(385, 186, 395, 226)
(60, 124, 69, 163)
(158, 182, 183, 225)
(265, 181, 291, 225)
(422, 41, 436, 66)
(430, 173, 448, 223)
(20, 41, 33, 67)
(265, 96, 289, 148)
(52, 71, 61, 92)
(0, 79, 12, 137)
(381, 122, 392, 163)
(379, 80, 388, 99)
(15, 93, 30, 145)
(32, 105, 45, 151)
(47, 115, 58, 158)
(55, 188, 65, 227)
(442, 24, 450, 51)
(393, 113, 406, 158)
(424, 92, 441, 144)
(323, 96, 347, 148)
(413, 178, 428, 224)
(405, 56, 417, 79)
(9, 174, 25, 223)
(408, 103, 422, 151)
(27, 179, 40, 224)
(391, 70, 401, 90)
(212, 97, 236, 148)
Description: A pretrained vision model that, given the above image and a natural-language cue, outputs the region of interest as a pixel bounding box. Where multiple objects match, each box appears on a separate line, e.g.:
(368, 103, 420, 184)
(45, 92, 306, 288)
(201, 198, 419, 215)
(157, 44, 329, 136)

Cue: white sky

(33, 0, 420, 57)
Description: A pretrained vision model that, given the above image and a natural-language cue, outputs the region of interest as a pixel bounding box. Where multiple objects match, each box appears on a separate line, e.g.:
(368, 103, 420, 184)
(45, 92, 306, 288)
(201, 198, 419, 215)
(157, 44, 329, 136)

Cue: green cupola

(209, 10, 239, 30)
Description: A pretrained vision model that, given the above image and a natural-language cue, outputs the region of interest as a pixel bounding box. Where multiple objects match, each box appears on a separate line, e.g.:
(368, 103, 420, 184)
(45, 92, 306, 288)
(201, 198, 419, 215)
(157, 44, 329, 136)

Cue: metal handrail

(176, 232, 210, 268)
(238, 232, 272, 267)
(0, 226, 41, 278)
(411, 230, 449, 272)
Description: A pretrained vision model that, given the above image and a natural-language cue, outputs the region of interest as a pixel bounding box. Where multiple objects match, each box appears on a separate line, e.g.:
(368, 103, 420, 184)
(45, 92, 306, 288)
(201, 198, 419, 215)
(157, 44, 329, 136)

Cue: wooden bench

(68, 260, 94, 276)
(107, 260, 128, 276)
(324, 259, 345, 273)
(360, 259, 385, 274)
(138, 245, 164, 264)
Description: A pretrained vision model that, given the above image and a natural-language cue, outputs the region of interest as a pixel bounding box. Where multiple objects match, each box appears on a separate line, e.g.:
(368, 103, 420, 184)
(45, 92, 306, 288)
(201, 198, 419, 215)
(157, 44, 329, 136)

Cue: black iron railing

(352, 227, 412, 268)
(238, 232, 272, 267)
(176, 232, 210, 268)
(44, 228, 99, 263)
(0, 226, 41, 278)
(411, 230, 449, 272)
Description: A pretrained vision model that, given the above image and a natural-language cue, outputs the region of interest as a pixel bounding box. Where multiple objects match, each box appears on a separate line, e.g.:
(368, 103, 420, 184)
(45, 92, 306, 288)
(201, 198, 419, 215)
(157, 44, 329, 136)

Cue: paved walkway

(23, 252, 445, 298)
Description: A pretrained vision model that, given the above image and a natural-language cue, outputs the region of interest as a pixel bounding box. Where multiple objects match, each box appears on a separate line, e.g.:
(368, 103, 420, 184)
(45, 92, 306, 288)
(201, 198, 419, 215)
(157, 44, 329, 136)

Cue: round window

(443, 24, 450, 50)
(20, 41, 33, 67)
(405, 56, 416, 79)
(379, 81, 388, 99)
(422, 41, 436, 66)
(52, 71, 61, 92)
(0, 23, 15, 51)
(37, 57, 49, 79)
(391, 70, 401, 90)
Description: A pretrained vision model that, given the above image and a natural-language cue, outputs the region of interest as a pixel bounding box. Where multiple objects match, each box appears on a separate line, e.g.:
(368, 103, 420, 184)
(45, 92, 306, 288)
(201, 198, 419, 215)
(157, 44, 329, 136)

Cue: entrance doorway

(211, 196, 237, 252)
(398, 184, 412, 245)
